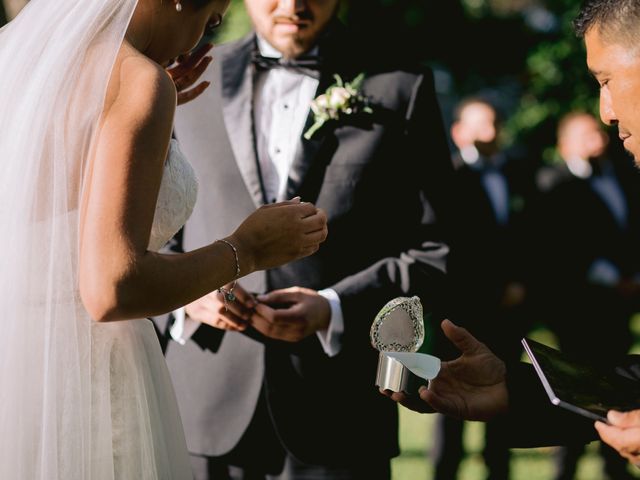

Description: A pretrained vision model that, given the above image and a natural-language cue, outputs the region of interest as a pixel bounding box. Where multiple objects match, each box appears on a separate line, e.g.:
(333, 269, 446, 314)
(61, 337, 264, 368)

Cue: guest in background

(534, 111, 640, 480)
(433, 97, 538, 480)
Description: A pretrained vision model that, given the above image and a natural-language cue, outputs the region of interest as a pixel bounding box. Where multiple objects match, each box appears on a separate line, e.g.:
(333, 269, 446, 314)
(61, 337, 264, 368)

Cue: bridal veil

(0, 0, 190, 478)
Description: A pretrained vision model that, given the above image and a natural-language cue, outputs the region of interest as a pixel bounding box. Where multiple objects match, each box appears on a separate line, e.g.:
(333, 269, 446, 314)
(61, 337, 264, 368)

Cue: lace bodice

(148, 139, 198, 251)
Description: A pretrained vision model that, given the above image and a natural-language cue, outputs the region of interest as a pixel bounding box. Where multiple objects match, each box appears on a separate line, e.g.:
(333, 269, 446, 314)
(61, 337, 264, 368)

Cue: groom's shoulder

(356, 55, 436, 103)
(343, 42, 432, 89)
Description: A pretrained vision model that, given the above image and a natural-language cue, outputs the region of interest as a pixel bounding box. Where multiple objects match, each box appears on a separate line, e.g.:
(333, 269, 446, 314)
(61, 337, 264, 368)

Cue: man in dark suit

(433, 97, 537, 480)
(534, 112, 640, 480)
(384, 0, 640, 469)
(153, 0, 454, 478)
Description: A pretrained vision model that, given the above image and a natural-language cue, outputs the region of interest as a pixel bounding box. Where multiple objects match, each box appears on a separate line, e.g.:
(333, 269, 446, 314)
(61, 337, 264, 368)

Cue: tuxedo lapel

(221, 35, 266, 208)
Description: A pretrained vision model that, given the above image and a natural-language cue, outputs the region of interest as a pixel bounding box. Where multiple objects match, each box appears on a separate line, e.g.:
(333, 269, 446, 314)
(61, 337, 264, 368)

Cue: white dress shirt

(171, 36, 344, 356)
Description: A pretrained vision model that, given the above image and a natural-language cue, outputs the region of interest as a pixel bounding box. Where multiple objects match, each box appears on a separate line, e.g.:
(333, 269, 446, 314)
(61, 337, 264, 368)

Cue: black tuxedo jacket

(443, 152, 538, 358)
(155, 26, 454, 466)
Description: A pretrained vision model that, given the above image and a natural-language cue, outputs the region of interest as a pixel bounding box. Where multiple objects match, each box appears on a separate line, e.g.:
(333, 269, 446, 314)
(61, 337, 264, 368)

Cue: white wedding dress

(89, 140, 197, 479)
(0, 1, 201, 478)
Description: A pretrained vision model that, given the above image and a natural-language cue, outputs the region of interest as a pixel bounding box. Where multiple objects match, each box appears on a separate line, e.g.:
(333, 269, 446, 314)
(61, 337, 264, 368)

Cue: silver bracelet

(216, 238, 240, 311)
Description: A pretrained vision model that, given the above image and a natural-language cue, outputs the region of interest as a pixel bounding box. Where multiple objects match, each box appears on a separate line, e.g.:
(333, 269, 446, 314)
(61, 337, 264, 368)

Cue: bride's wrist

(223, 234, 255, 278)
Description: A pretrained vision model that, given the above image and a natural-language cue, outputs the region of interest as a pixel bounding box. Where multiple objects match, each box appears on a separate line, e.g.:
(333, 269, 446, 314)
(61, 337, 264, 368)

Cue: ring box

(375, 352, 428, 394)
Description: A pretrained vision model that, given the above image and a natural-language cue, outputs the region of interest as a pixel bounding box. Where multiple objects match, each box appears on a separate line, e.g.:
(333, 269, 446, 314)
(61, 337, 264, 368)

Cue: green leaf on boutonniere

(304, 72, 372, 140)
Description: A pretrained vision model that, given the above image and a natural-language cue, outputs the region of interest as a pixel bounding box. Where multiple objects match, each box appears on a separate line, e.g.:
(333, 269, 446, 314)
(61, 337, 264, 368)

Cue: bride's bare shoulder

(102, 41, 176, 124)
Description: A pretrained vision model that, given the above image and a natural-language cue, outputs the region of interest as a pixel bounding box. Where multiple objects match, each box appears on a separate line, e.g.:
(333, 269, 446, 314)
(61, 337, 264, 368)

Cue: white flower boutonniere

(304, 73, 372, 140)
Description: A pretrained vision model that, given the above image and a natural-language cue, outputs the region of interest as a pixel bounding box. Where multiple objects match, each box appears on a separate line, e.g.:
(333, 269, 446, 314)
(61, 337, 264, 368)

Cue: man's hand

(166, 43, 213, 106)
(185, 284, 256, 332)
(596, 410, 640, 467)
(250, 287, 331, 342)
(382, 320, 509, 421)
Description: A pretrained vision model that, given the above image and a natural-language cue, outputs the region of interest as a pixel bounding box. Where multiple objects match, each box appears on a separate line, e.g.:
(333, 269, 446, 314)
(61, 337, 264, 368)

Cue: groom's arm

(329, 69, 454, 353)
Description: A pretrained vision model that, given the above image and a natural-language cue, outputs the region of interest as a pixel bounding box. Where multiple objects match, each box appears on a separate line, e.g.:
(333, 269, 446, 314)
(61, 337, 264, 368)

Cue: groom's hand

(596, 410, 640, 467)
(185, 284, 256, 332)
(250, 287, 330, 342)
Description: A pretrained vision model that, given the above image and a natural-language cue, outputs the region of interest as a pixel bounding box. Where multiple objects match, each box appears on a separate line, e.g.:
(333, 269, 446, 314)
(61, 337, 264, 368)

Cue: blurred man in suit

(433, 97, 537, 480)
(154, 0, 454, 478)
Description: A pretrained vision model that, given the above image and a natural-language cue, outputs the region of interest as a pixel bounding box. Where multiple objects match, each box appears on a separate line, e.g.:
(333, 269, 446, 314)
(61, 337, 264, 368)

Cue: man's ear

(451, 122, 465, 150)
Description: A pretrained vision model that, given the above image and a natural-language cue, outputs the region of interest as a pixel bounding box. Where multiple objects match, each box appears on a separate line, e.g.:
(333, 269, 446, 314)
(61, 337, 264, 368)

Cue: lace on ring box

(371, 296, 440, 393)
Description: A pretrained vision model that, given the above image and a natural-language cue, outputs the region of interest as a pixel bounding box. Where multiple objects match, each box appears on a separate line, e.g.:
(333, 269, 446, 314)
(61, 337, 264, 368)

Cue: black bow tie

(251, 51, 323, 78)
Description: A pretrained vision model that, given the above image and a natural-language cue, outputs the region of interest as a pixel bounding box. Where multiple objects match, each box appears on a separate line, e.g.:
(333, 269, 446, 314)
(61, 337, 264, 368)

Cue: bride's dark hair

(191, 0, 214, 6)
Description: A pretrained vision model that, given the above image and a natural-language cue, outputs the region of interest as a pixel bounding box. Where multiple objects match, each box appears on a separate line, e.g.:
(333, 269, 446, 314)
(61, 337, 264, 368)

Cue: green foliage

(504, 0, 600, 163)
(341, 0, 600, 162)
(212, 0, 251, 44)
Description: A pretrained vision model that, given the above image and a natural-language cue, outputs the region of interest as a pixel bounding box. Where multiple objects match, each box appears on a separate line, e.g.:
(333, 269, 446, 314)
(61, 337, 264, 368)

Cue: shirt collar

(565, 156, 593, 179)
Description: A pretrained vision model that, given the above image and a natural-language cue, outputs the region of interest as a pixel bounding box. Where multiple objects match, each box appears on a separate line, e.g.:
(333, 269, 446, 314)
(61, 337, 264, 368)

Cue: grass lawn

(391, 320, 640, 479)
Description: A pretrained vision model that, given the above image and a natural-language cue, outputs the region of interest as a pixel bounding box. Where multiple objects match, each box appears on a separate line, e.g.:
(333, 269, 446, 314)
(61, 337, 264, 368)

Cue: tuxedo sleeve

(329, 69, 454, 351)
(494, 362, 597, 447)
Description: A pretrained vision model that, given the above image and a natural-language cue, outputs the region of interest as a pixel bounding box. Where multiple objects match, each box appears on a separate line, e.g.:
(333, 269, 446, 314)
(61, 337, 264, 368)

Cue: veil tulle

(0, 0, 140, 478)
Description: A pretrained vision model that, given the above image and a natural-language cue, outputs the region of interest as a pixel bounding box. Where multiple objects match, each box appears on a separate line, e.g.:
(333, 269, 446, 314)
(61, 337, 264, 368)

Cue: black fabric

(497, 362, 597, 447)
(251, 51, 323, 79)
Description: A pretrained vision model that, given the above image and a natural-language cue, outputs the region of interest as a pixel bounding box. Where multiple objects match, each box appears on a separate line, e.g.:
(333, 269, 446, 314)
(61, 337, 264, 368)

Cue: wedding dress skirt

(88, 139, 197, 479)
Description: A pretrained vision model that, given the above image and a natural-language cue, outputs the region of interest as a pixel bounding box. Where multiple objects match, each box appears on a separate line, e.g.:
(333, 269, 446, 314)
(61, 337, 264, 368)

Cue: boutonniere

(304, 73, 372, 140)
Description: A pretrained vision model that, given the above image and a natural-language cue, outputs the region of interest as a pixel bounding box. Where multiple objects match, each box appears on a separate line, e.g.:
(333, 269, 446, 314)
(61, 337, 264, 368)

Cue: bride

(0, 0, 328, 479)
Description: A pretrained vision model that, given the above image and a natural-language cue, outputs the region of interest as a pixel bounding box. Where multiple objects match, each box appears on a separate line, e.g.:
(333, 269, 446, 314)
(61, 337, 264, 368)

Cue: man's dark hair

(574, 0, 640, 47)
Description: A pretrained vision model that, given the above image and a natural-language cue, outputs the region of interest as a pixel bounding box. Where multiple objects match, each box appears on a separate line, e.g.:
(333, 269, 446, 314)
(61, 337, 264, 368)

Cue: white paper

(384, 352, 441, 380)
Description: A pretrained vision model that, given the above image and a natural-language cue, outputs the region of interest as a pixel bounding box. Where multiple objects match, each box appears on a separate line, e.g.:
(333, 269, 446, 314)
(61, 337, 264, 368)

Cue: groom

(156, 0, 454, 478)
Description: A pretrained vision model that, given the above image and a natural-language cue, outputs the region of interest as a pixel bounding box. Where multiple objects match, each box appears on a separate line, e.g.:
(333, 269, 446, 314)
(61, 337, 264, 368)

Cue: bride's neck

(125, 6, 170, 66)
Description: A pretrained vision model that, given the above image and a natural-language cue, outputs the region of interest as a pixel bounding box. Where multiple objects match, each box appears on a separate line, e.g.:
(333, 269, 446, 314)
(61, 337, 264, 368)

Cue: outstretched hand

(382, 320, 509, 421)
(167, 43, 213, 106)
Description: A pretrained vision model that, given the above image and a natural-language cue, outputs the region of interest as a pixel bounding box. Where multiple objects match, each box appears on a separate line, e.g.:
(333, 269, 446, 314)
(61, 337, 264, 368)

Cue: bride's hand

(185, 285, 256, 332)
(229, 198, 328, 274)
(166, 43, 213, 106)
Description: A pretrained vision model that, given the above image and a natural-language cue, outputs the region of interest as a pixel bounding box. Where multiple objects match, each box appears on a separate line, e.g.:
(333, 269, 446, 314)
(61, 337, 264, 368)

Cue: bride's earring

(175, 1, 183, 12)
